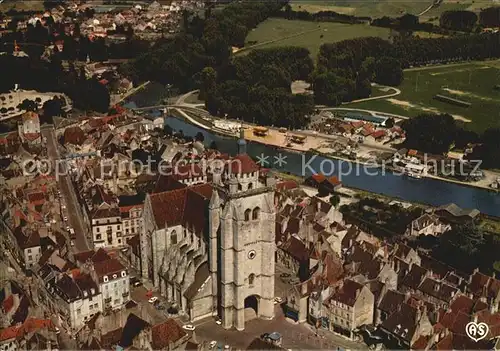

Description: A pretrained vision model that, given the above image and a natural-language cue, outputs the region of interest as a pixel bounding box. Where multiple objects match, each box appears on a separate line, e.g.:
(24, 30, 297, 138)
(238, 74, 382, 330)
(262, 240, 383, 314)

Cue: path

(235, 27, 322, 55)
(42, 126, 90, 253)
(319, 106, 410, 120)
(417, 0, 438, 16)
(344, 85, 401, 104)
(176, 89, 199, 105)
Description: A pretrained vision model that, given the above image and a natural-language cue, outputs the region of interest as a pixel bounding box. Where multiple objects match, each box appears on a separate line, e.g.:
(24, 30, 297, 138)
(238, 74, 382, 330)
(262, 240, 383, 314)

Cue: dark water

(165, 116, 500, 216)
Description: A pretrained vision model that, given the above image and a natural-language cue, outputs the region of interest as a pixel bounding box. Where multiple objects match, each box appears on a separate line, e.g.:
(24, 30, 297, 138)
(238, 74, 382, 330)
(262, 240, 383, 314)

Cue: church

(140, 132, 276, 330)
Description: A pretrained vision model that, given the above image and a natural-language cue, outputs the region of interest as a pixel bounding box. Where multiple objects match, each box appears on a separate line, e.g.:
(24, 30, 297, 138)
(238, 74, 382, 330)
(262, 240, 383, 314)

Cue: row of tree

(401, 113, 500, 169)
(202, 47, 315, 128)
(278, 3, 370, 24)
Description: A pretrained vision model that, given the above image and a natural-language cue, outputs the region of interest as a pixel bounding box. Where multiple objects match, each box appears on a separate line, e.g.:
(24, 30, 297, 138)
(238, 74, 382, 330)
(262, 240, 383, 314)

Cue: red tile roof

(2, 295, 14, 313)
(371, 130, 386, 139)
(151, 319, 187, 349)
(93, 258, 126, 282)
(330, 279, 364, 307)
(0, 326, 18, 342)
(149, 184, 212, 233)
(226, 154, 259, 174)
(276, 180, 299, 191)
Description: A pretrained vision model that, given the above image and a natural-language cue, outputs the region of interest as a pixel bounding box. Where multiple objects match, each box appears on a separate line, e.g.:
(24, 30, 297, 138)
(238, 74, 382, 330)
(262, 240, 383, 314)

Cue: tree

(17, 99, 38, 112)
(434, 223, 485, 271)
(42, 97, 64, 119)
(385, 117, 395, 128)
(401, 113, 457, 154)
(440, 10, 478, 32)
(329, 194, 340, 207)
(195, 132, 205, 142)
(199, 66, 217, 100)
(209, 141, 218, 150)
(374, 57, 403, 86)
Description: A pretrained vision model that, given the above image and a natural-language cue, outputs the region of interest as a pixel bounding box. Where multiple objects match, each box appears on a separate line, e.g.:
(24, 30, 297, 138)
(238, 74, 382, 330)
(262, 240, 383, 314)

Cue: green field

(345, 61, 500, 132)
(291, 0, 478, 20)
(243, 18, 390, 57)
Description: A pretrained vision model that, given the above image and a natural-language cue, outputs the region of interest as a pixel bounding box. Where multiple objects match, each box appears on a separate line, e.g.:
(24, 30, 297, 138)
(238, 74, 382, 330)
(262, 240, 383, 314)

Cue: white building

(12, 226, 42, 269)
(38, 266, 102, 331)
(91, 204, 123, 248)
(75, 249, 131, 311)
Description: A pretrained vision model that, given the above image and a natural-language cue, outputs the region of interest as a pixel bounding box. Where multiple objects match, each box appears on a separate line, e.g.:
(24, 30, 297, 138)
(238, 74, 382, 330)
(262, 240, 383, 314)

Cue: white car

(54, 327, 60, 334)
(274, 297, 283, 304)
(215, 319, 222, 325)
(182, 324, 195, 331)
(63, 216, 68, 221)
(209, 341, 217, 349)
(148, 297, 158, 304)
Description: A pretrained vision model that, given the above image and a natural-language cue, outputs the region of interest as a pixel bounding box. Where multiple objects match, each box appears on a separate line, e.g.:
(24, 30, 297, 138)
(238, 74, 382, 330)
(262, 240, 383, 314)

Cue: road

(345, 85, 401, 104)
(42, 127, 90, 253)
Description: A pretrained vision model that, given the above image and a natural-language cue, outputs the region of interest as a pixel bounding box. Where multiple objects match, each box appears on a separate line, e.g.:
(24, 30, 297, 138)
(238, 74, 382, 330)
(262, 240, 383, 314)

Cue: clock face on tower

(248, 250, 256, 260)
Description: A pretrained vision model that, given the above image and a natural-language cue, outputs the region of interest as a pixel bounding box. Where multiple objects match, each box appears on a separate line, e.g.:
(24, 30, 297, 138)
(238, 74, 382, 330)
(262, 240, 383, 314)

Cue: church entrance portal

(244, 295, 259, 322)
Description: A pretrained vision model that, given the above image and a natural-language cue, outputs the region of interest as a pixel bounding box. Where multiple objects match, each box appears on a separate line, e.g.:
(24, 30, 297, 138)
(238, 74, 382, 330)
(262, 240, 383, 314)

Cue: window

(94, 303, 98, 309)
(89, 296, 93, 302)
(77, 308, 81, 315)
(171, 230, 177, 245)
(248, 183, 253, 190)
(89, 304, 93, 310)
(252, 207, 260, 220)
(118, 239, 121, 244)
(238, 183, 243, 191)
(96, 227, 100, 233)
(248, 250, 256, 260)
(244, 209, 251, 221)
(248, 273, 255, 287)
(96, 234, 102, 240)
(104, 276, 108, 282)
(27, 249, 31, 253)
(121, 271, 126, 277)
(28, 255, 32, 261)
(117, 225, 121, 230)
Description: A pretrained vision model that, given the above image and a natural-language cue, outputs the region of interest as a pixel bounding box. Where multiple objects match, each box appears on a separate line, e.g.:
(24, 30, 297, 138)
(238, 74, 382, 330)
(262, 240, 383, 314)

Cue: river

(165, 116, 500, 217)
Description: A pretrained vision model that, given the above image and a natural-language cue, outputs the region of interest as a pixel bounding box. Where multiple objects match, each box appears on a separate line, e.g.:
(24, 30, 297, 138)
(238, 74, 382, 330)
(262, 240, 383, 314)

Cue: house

(118, 193, 145, 240)
(434, 203, 480, 224)
(74, 249, 130, 311)
(379, 303, 433, 349)
(91, 204, 123, 248)
(325, 279, 374, 339)
(304, 174, 342, 194)
(405, 213, 451, 237)
(38, 266, 102, 331)
(18, 112, 41, 144)
(12, 226, 41, 269)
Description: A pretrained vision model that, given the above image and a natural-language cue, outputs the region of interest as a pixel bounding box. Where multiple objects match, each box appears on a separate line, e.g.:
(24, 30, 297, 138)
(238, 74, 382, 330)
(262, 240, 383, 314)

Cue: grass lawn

(291, 0, 478, 20)
(345, 61, 500, 132)
(244, 18, 390, 57)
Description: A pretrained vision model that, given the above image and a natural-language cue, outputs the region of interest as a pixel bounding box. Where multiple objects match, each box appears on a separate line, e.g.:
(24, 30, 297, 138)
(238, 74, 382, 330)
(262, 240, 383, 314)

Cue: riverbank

(169, 108, 500, 195)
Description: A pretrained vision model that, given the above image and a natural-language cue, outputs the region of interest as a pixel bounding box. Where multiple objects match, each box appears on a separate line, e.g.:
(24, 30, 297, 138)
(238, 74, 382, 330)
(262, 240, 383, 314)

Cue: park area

(345, 60, 500, 132)
(243, 18, 390, 57)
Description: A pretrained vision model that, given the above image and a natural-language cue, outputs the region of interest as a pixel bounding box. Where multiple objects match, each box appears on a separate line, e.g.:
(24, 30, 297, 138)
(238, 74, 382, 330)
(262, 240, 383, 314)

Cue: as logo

(465, 322, 489, 342)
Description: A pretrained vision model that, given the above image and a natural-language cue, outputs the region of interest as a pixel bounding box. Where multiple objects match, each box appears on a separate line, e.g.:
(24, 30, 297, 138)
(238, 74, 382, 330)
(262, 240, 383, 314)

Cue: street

(42, 127, 90, 252)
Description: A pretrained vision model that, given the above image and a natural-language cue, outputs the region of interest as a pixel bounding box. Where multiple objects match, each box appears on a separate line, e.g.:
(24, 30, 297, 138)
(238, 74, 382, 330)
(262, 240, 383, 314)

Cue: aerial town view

(0, 0, 500, 350)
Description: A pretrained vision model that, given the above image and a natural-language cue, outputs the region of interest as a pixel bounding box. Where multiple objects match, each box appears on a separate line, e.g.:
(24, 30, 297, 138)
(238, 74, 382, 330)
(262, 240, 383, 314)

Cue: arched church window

(248, 183, 253, 190)
(252, 207, 260, 220)
(248, 274, 255, 287)
(171, 230, 177, 245)
(244, 209, 251, 221)
(238, 183, 243, 191)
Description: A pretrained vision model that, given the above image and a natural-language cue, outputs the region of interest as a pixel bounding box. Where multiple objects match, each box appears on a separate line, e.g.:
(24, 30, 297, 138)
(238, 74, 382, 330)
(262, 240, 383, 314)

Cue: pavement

(42, 127, 90, 252)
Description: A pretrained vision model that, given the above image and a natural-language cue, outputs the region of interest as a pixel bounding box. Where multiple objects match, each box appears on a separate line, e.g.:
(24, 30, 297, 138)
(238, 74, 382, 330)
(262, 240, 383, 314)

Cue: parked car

(148, 297, 158, 304)
(209, 341, 217, 349)
(182, 324, 195, 331)
(215, 319, 222, 325)
(274, 297, 283, 304)
(279, 273, 290, 278)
